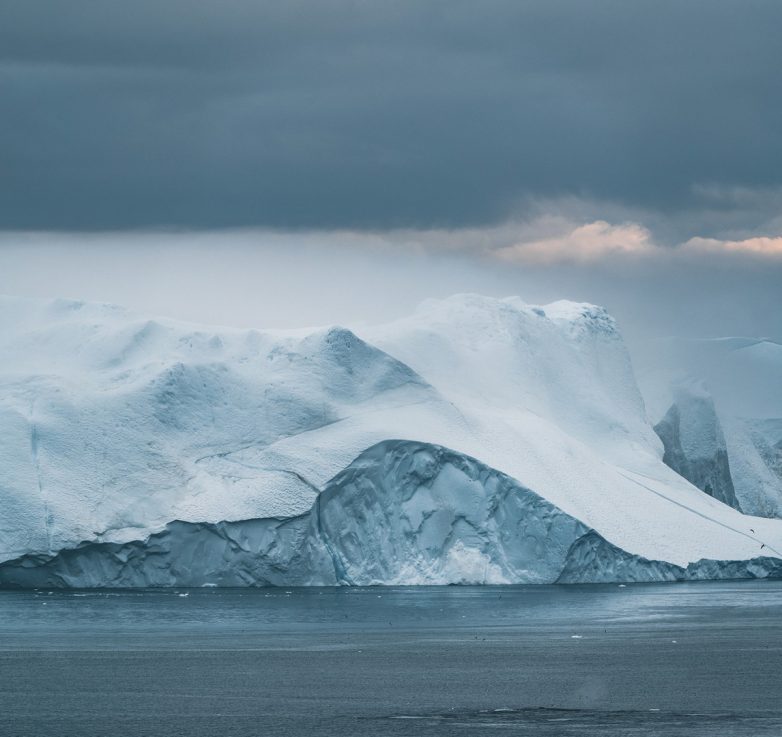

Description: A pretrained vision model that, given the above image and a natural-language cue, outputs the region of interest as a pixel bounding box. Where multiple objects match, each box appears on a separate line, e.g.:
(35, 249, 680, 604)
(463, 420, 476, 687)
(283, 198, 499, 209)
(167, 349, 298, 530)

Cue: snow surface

(1, 293, 781, 584)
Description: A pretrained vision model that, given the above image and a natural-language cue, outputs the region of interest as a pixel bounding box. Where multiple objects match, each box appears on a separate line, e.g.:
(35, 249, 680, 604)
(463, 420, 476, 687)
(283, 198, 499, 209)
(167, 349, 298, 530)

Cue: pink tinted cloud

(683, 236, 782, 257)
(493, 220, 655, 264)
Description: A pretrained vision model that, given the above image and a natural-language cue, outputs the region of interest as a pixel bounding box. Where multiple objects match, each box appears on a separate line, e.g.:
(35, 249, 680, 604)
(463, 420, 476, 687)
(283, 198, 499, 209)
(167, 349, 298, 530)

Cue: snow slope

(1, 294, 781, 585)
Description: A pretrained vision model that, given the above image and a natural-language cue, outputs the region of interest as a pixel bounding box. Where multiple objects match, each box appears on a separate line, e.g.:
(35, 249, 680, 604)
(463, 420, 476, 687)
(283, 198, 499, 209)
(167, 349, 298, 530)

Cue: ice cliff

(1, 294, 781, 586)
(654, 383, 741, 510)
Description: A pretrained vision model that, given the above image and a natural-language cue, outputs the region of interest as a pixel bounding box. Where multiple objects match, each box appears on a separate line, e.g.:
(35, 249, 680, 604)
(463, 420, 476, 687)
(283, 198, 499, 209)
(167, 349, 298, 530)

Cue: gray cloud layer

(2, 1, 781, 232)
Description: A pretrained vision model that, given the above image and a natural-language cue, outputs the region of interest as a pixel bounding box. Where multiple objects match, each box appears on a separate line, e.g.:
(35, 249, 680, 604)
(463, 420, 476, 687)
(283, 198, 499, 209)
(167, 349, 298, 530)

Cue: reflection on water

(385, 707, 782, 736)
(3, 580, 782, 639)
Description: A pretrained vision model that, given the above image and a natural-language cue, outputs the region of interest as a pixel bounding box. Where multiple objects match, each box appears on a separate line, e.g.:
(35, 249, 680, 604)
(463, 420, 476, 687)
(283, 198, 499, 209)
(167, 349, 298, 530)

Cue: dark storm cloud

(2, 0, 781, 230)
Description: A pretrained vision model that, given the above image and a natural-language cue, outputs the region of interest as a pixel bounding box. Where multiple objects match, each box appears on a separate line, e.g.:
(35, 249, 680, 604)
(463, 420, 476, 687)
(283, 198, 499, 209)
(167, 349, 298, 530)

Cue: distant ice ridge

(1, 293, 781, 587)
(636, 336, 782, 518)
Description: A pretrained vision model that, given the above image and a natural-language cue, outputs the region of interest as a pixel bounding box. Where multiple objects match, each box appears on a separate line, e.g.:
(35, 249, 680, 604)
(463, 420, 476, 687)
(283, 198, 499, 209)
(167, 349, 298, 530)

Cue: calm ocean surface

(1, 581, 782, 736)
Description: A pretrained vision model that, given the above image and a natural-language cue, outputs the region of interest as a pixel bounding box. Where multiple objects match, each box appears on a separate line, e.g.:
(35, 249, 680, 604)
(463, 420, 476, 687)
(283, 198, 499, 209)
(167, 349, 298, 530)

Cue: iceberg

(1, 294, 781, 586)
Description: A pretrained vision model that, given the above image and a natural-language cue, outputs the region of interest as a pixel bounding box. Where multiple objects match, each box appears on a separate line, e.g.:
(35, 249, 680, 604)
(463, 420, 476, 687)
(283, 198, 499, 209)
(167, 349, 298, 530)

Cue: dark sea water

(1, 581, 782, 736)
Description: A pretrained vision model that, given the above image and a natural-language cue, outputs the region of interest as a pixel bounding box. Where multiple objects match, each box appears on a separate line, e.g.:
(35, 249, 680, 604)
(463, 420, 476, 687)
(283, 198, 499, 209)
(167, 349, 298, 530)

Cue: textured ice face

(2, 440, 780, 589)
(315, 442, 590, 585)
(0, 440, 590, 587)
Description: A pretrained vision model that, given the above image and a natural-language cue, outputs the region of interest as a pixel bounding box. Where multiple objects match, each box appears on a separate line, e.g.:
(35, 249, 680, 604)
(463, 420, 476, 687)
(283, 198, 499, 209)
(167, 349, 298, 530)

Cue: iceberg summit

(1, 293, 781, 587)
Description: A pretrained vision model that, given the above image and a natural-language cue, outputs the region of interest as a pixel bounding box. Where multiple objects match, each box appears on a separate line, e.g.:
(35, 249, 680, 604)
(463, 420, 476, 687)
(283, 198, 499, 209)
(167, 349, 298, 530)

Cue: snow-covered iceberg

(1, 294, 780, 586)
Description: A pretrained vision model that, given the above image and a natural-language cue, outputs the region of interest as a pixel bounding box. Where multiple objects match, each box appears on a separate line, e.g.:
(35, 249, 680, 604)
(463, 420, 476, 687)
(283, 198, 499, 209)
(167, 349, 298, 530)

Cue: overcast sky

(1, 1, 781, 339)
